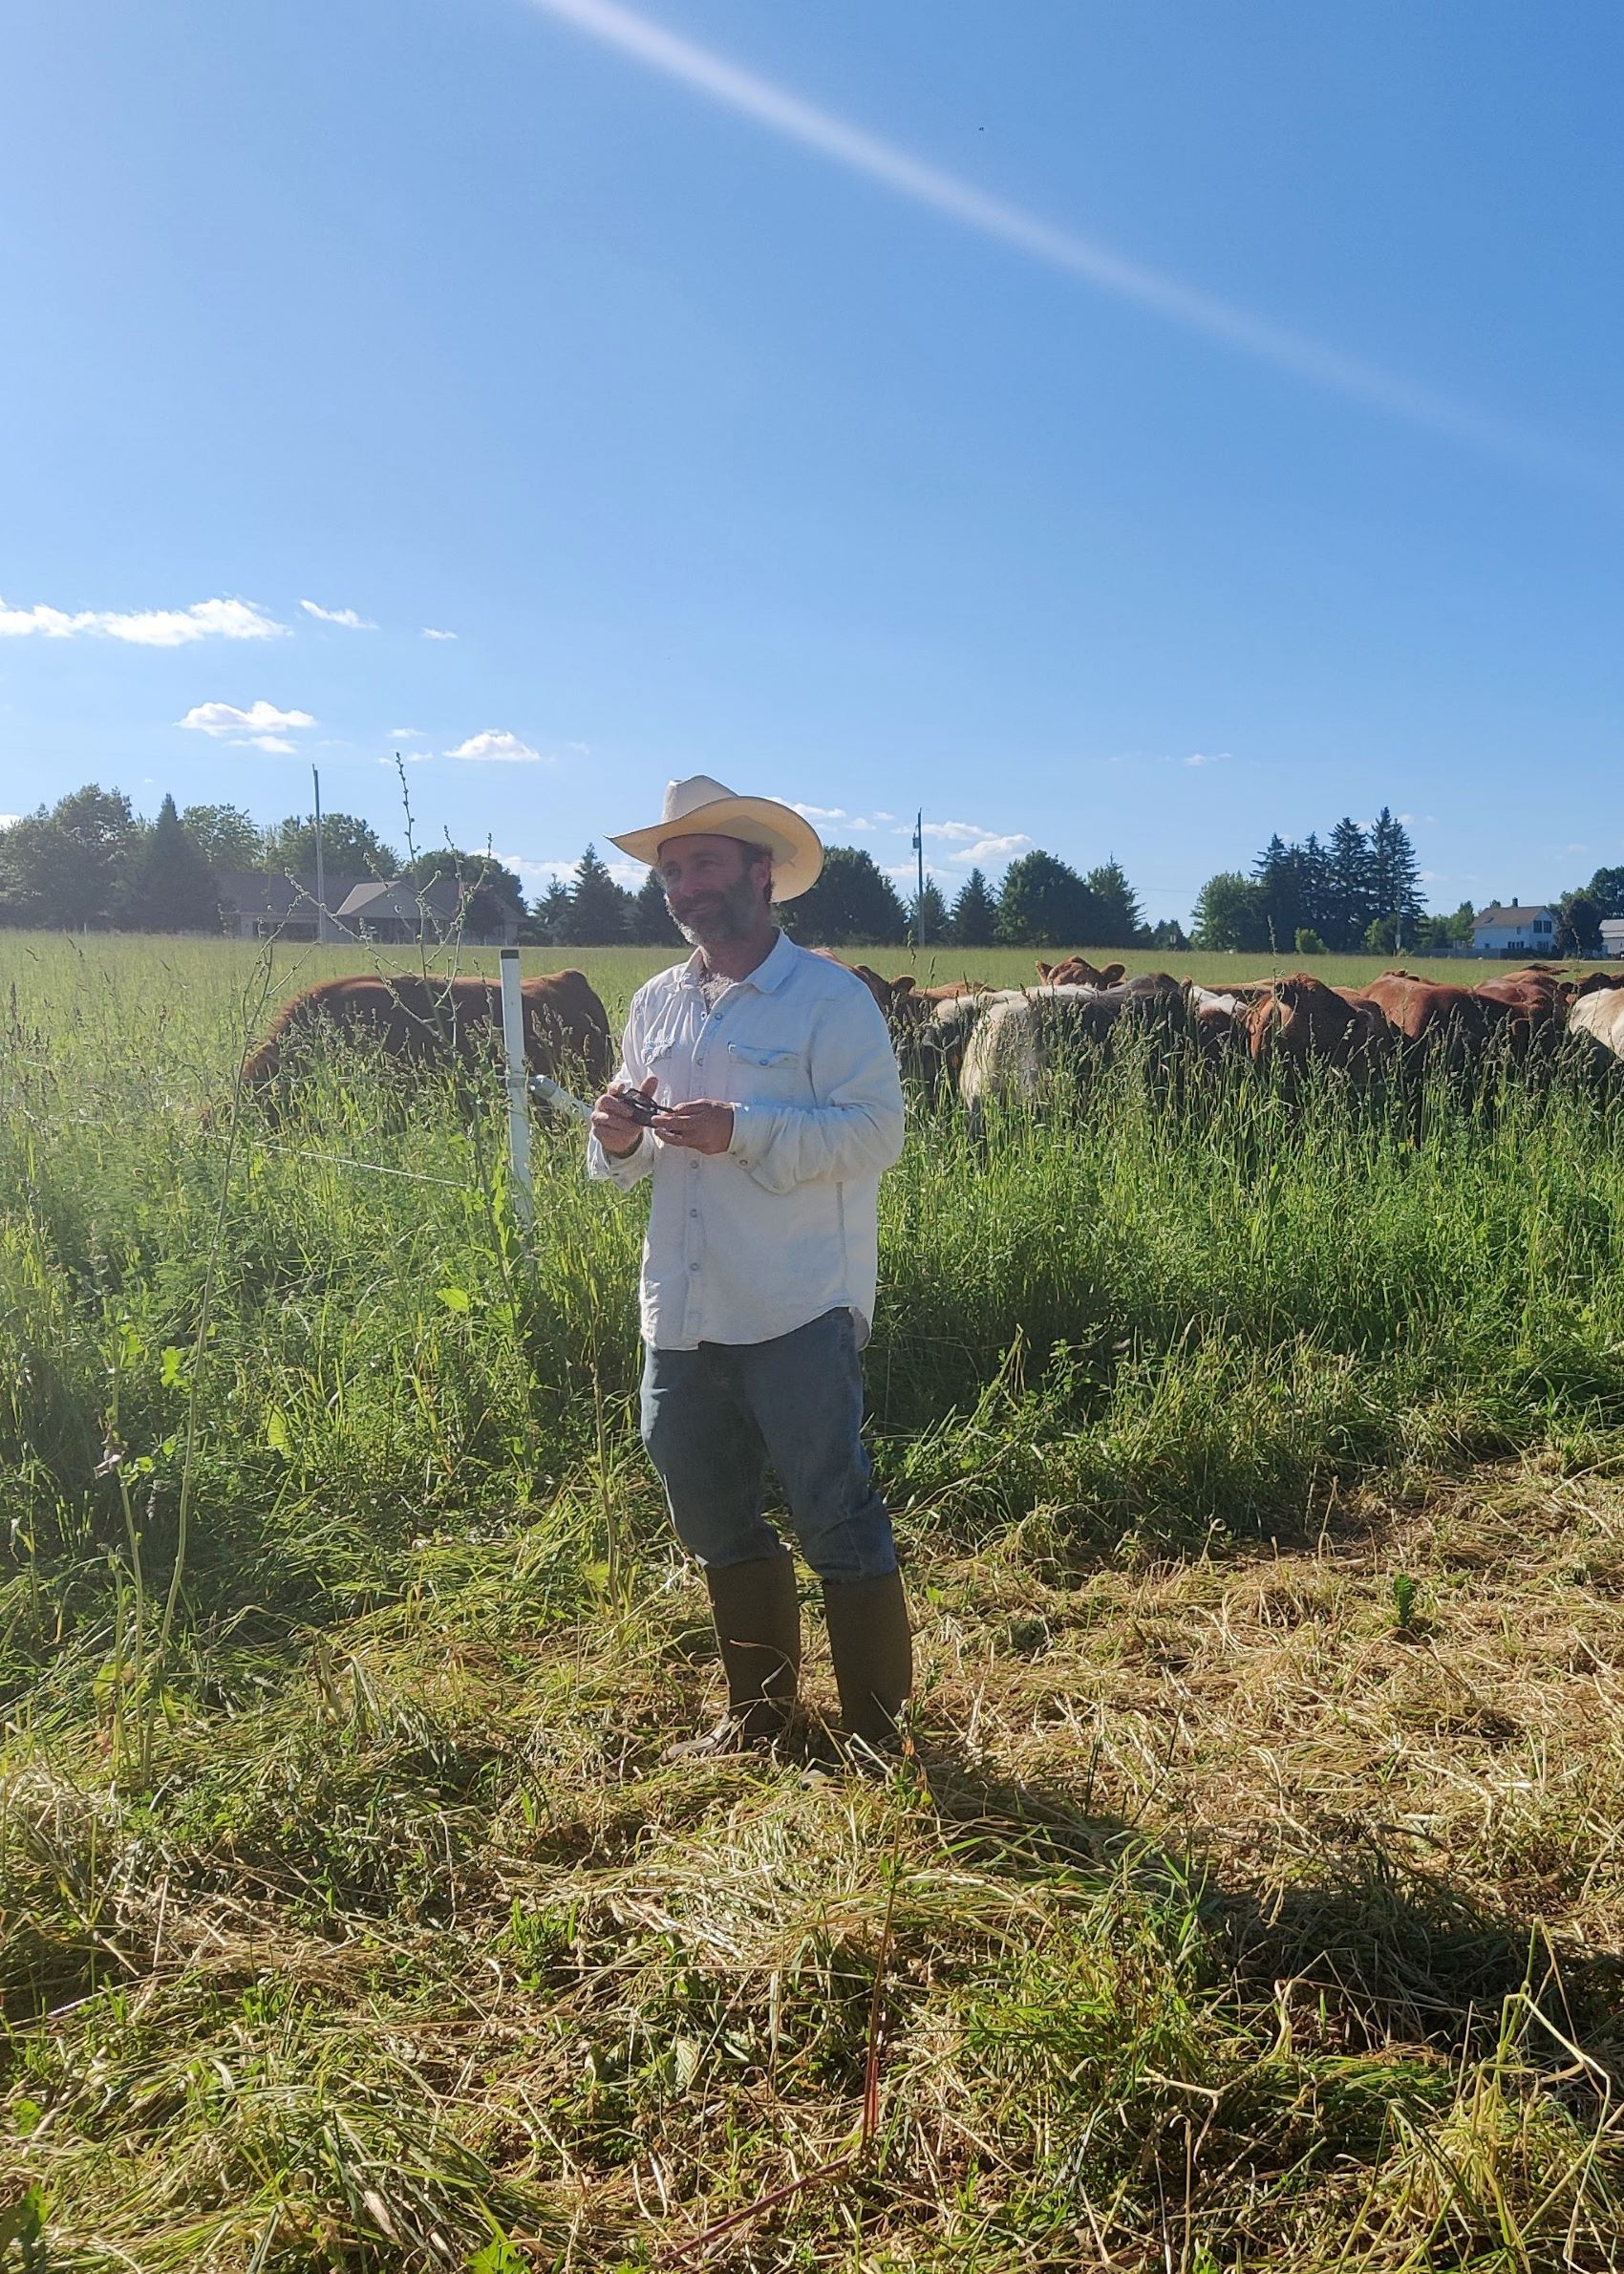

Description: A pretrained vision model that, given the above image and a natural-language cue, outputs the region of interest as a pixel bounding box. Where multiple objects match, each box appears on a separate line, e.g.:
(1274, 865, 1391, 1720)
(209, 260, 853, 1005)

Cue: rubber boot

(665, 1554, 801, 1762)
(822, 1571, 913, 1753)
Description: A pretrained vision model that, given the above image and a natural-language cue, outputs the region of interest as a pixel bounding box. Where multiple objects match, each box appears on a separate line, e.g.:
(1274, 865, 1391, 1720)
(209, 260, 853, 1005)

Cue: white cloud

(0, 595, 285, 645)
(920, 818, 991, 843)
(1185, 750, 1229, 767)
(872, 809, 897, 823)
(445, 729, 547, 763)
(389, 726, 421, 738)
(501, 851, 645, 891)
(178, 699, 316, 755)
(789, 802, 848, 823)
(420, 626, 458, 641)
(948, 832, 1032, 866)
(0, 813, 18, 830)
(300, 599, 376, 629)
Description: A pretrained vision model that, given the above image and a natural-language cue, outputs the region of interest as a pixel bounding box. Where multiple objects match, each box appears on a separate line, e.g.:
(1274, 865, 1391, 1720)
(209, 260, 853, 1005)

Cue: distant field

(6, 925, 1624, 2268)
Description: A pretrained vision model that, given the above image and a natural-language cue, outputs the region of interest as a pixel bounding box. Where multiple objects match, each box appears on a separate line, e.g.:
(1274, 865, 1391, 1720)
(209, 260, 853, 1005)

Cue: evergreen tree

(1297, 832, 1332, 942)
(1368, 807, 1424, 939)
(123, 794, 221, 931)
(909, 879, 950, 945)
(568, 845, 632, 944)
(1326, 817, 1376, 950)
(949, 868, 997, 946)
(1148, 917, 1189, 952)
(1251, 834, 1301, 952)
(265, 811, 399, 878)
(521, 878, 575, 945)
(996, 850, 1101, 946)
(1190, 871, 1268, 952)
(182, 802, 263, 870)
(1084, 857, 1145, 947)
(630, 868, 683, 945)
(780, 847, 908, 946)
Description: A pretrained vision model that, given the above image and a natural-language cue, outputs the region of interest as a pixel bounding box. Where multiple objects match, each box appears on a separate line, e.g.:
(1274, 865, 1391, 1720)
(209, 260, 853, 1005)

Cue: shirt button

(690, 1209, 698, 1218)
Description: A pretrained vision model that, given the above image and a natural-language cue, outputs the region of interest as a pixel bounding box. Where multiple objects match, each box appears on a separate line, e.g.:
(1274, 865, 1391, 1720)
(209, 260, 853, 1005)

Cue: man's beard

(672, 874, 761, 948)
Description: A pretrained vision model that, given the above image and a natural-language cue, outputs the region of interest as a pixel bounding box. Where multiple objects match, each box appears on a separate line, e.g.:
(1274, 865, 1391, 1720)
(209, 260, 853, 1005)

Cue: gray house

(214, 870, 520, 948)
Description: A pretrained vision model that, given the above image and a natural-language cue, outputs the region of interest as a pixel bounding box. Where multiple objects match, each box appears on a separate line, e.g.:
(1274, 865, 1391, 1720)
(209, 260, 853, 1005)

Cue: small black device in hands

(615, 1086, 665, 1126)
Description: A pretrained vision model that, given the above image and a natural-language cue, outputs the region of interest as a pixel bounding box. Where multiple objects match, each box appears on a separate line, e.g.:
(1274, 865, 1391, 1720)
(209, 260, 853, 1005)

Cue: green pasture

(5, 927, 1624, 2270)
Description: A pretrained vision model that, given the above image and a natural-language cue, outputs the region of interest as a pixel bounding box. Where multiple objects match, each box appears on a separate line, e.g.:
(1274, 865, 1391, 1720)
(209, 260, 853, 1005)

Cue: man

(588, 775, 911, 1760)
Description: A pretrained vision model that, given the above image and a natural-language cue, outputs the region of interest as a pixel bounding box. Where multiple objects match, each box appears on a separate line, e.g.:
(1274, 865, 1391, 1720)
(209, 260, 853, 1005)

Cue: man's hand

(591, 1076, 658, 1159)
(652, 1099, 736, 1155)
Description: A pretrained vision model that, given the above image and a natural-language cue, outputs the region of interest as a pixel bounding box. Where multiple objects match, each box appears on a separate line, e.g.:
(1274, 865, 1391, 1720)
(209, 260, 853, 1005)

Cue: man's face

(658, 834, 768, 946)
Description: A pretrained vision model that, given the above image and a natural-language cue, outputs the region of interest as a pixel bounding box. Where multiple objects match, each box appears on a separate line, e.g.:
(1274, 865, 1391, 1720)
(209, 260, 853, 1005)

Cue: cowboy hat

(609, 775, 824, 901)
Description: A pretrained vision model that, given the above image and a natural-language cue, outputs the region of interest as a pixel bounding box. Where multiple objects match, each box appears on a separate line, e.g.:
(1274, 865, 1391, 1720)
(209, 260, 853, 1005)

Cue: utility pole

(311, 763, 328, 943)
(912, 808, 926, 945)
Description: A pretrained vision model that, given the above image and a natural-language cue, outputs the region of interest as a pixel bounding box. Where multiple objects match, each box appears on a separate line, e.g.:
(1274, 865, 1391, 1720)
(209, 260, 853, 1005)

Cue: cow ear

(1036, 961, 1053, 979)
(892, 976, 916, 998)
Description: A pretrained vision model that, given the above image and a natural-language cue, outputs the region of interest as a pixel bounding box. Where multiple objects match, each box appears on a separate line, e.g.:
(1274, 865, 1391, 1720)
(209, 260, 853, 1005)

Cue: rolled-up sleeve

(727, 993, 905, 1193)
(587, 996, 655, 1190)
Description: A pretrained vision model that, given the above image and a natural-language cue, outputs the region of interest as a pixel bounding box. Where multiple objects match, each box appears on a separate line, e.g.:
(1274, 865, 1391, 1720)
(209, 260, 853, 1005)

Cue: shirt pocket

(726, 1040, 808, 1098)
(728, 1042, 801, 1070)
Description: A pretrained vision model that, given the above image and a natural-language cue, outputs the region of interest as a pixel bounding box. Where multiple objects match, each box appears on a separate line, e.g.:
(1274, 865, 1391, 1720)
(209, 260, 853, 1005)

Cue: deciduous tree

(996, 850, 1101, 947)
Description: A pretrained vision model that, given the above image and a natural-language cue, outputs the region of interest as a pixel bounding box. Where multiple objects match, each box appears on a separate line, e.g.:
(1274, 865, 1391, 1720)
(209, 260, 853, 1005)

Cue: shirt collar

(680, 929, 796, 995)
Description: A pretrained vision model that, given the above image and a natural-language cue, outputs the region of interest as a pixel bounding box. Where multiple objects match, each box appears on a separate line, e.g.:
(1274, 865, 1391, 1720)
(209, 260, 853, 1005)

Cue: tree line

(4, 783, 1621, 952)
(0, 790, 525, 933)
(524, 844, 1189, 951)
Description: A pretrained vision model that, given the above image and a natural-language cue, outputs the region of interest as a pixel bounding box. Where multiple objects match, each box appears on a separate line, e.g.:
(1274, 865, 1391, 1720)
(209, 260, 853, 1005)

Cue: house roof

(214, 869, 370, 915)
(1474, 904, 1556, 928)
(333, 876, 460, 920)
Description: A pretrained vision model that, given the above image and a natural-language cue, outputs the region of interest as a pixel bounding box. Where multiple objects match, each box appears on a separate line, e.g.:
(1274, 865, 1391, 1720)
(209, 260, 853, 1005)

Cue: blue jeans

(640, 1307, 898, 1584)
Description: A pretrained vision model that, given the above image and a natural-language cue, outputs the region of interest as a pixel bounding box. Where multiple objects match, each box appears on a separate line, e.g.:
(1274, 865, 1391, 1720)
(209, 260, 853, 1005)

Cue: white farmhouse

(1472, 900, 1558, 955)
(1602, 918, 1624, 958)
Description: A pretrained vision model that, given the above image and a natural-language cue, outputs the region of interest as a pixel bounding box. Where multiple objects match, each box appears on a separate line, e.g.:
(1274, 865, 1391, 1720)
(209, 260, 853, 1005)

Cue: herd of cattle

(237, 955, 1624, 1121)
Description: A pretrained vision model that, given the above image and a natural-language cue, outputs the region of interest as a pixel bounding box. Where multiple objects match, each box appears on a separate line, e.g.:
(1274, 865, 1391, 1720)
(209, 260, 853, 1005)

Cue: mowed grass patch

(8, 1468, 1624, 2267)
(4, 930, 1624, 2266)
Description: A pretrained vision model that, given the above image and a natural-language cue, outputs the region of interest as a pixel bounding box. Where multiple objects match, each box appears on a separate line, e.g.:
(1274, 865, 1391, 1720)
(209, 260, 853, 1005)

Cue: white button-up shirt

(588, 931, 906, 1350)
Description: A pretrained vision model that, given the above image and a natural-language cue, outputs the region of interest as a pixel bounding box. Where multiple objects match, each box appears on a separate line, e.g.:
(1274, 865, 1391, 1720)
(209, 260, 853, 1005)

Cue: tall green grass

(3, 931, 1623, 1683)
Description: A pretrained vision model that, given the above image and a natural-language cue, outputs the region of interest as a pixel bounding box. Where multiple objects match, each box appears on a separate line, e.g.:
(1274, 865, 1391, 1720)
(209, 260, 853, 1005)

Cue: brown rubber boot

(665, 1554, 801, 1763)
(822, 1571, 913, 1753)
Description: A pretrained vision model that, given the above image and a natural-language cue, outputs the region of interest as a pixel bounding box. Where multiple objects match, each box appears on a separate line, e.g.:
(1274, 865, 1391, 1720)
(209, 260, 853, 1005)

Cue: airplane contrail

(525, 0, 1610, 492)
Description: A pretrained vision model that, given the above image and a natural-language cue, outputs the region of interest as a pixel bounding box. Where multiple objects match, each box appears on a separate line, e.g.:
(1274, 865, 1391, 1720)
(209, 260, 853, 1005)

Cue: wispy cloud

(299, 599, 376, 629)
(446, 729, 547, 763)
(919, 818, 991, 843)
(390, 726, 422, 738)
(950, 832, 1032, 866)
(1185, 750, 1229, 767)
(525, 0, 1613, 489)
(788, 802, 848, 824)
(500, 851, 645, 891)
(0, 595, 285, 645)
(420, 626, 458, 641)
(0, 814, 18, 831)
(179, 698, 316, 755)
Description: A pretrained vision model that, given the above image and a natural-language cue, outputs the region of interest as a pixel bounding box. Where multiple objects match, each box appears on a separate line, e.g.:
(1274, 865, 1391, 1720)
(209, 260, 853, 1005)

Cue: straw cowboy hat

(609, 775, 824, 901)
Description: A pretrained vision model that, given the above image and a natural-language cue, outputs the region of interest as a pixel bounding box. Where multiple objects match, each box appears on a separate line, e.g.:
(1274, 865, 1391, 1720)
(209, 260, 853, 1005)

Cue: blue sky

(3, 0, 1620, 923)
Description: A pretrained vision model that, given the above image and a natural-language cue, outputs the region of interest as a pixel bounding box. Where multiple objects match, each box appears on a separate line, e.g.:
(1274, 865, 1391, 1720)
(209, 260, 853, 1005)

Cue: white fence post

(498, 948, 536, 1229)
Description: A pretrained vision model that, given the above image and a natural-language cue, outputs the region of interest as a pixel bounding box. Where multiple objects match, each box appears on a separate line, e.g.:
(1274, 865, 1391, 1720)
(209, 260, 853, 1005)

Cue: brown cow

(1247, 973, 1395, 1075)
(1036, 956, 1126, 989)
(240, 969, 613, 1107)
(1360, 970, 1511, 1064)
